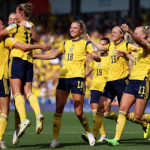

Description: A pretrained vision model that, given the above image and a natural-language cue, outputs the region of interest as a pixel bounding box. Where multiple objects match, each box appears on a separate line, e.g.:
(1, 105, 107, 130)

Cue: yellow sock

(93, 112, 103, 138)
(0, 110, 1, 114)
(14, 93, 26, 123)
(53, 113, 62, 140)
(128, 112, 147, 127)
(0, 114, 8, 141)
(27, 93, 41, 117)
(14, 108, 20, 129)
(79, 113, 91, 134)
(141, 113, 150, 123)
(114, 111, 127, 141)
(99, 121, 106, 136)
(92, 109, 97, 119)
(104, 111, 118, 121)
(92, 109, 106, 135)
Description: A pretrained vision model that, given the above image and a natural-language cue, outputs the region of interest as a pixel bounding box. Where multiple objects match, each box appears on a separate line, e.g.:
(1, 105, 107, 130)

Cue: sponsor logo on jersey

(7, 24, 16, 30)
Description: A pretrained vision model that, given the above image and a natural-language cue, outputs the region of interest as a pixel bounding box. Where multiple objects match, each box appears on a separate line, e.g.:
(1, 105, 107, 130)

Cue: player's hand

(86, 54, 94, 61)
(41, 44, 51, 51)
(20, 21, 32, 28)
(121, 24, 131, 33)
(116, 50, 126, 58)
(83, 34, 91, 41)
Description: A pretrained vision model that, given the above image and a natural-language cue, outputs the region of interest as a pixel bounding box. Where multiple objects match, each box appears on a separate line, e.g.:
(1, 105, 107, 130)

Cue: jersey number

(96, 69, 102, 76)
(67, 53, 73, 61)
(138, 86, 145, 94)
(24, 31, 31, 44)
(111, 55, 117, 63)
(77, 81, 84, 89)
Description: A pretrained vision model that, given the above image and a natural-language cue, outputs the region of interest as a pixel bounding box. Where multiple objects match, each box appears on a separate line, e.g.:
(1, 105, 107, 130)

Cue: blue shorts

(57, 78, 85, 95)
(0, 77, 10, 97)
(90, 90, 102, 104)
(9, 57, 33, 82)
(102, 78, 129, 104)
(124, 78, 149, 100)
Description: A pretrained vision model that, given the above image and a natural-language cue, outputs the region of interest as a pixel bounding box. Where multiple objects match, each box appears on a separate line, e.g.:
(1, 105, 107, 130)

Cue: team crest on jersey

(112, 50, 116, 54)
(98, 63, 101, 67)
(69, 47, 74, 52)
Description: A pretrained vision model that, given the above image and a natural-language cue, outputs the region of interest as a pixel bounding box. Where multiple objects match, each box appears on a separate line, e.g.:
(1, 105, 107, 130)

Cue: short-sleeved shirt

(0, 37, 17, 79)
(58, 38, 95, 78)
(104, 40, 135, 81)
(5, 23, 33, 63)
(89, 55, 109, 92)
(130, 45, 150, 80)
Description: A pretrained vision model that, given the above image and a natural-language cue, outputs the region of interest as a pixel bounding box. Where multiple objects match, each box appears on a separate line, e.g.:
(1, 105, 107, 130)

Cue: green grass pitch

(4, 111, 150, 150)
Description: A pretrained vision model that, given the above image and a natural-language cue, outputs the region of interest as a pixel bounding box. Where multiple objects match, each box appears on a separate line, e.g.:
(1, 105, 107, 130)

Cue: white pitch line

(5, 131, 144, 135)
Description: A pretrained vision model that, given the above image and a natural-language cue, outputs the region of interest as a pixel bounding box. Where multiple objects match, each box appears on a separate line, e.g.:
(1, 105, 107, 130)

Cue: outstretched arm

(0, 29, 9, 37)
(84, 34, 106, 50)
(11, 42, 51, 52)
(34, 50, 63, 60)
(121, 24, 148, 50)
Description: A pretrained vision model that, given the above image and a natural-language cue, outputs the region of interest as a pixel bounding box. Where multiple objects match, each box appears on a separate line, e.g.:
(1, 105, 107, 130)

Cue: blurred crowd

(30, 10, 150, 104)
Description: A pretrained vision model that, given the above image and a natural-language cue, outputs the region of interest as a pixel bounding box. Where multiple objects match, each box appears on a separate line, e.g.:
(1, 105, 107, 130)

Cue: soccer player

(0, 2, 51, 139)
(0, 16, 50, 149)
(105, 24, 150, 146)
(84, 26, 149, 145)
(8, 13, 18, 25)
(34, 21, 100, 147)
(82, 38, 118, 143)
(7, 12, 21, 145)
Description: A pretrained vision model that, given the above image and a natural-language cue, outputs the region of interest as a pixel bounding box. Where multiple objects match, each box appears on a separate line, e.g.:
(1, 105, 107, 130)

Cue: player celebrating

(84, 26, 149, 144)
(0, 16, 50, 149)
(34, 21, 100, 147)
(105, 24, 150, 146)
(82, 38, 118, 143)
(0, 2, 51, 139)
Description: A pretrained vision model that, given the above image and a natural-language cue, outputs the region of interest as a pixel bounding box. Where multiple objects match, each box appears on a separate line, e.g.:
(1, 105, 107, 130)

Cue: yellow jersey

(0, 37, 17, 79)
(58, 38, 95, 78)
(105, 40, 135, 81)
(89, 55, 109, 92)
(130, 46, 150, 80)
(5, 23, 33, 63)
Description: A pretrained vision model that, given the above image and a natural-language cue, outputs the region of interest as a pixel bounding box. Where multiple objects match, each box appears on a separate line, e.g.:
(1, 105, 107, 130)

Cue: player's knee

(0, 107, 9, 116)
(76, 112, 83, 118)
(119, 105, 128, 112)
(134, 113, 143, 120)
(97, 105, 105, 114)
(56, 105, 64, 114)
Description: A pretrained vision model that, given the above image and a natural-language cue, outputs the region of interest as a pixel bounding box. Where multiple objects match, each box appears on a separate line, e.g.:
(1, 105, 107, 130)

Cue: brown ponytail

(17, 3, 34, 20)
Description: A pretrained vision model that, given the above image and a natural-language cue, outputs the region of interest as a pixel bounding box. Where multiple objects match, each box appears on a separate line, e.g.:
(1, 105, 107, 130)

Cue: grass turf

(4, 111, 150, 150)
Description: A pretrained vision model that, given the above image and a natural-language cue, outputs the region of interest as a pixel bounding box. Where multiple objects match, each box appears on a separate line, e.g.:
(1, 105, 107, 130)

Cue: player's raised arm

(84, 34, 106, 51)
(34, 50, 63, 60)
(121, 24, 149, 51)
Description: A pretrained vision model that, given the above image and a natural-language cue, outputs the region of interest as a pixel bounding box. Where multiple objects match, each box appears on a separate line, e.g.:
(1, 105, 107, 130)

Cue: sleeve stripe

(16, 24, 20, 33)
(85, 41, 91, 49)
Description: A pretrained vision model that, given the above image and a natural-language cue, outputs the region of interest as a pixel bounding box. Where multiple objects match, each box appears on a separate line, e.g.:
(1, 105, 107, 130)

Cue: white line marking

(5, 131, 144, 135)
